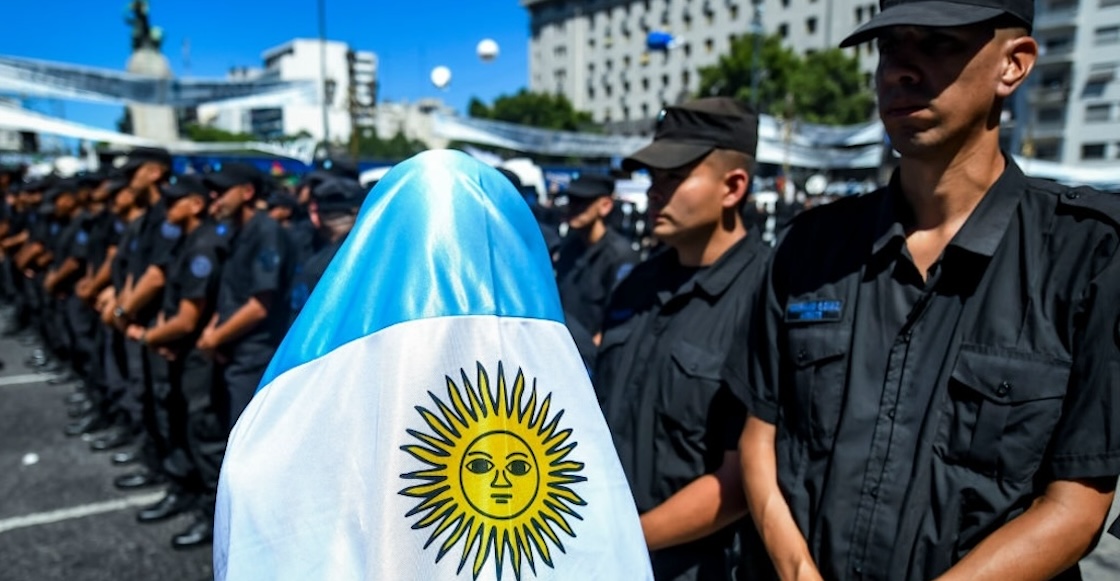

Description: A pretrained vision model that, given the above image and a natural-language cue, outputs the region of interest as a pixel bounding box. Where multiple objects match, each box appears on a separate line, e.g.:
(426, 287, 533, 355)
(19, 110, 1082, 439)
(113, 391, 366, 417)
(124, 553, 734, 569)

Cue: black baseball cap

(312, 179, 367, 214)
(566, 174, 616, 200)
(267, 191, 300, 211)
(204, 162, 264, 194)
(162, 174, 210, 203)
(121, 147, 173, 176)
(840, 0, 1033, 47)
(623, 98, 759, 172)
(45, 179, 79, 202)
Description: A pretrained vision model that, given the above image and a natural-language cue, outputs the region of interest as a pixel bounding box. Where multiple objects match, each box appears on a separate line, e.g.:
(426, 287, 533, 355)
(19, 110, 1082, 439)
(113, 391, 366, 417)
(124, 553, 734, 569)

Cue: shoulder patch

(190, 255, 213, 278)
(114, 220, 125, 234)
(216, 223, 229, 237)
(258, 248, 280, 272)
(160, 221, 182, 241)
(76, 230, 89, 246)
(50, 223, 60, 236)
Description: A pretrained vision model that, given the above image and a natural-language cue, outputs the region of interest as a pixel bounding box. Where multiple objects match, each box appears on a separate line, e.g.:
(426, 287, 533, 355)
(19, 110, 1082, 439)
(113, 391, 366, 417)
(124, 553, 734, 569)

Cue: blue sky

(0, 0, 530, 131)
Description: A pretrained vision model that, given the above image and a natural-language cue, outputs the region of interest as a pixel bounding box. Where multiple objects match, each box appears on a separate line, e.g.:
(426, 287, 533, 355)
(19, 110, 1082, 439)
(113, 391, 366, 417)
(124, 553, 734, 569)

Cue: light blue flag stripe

(259, 150, 563, 390)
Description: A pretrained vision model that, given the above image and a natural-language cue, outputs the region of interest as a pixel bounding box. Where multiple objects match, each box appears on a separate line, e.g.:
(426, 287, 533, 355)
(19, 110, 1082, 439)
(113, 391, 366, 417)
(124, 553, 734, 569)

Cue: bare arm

(119, 264, 167, 317)
(740, 416, 822, 581)
(1, 230, 29, 250)
(936, 478, 1115, 581)
(45, 257, 81, 293)
(143, 298, 205, 347)
(641, 450, 749, 551)
(204, 293, 271, 349)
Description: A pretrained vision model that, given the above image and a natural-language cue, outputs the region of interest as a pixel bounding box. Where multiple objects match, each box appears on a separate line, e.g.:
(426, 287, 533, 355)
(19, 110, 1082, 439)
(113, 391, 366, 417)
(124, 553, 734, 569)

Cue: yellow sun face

(400, 362, 586, 580)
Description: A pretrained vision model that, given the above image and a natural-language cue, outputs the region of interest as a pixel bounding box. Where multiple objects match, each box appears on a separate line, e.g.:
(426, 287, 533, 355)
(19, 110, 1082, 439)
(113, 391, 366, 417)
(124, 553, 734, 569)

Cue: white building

(523, 0, 880, 133)
(1014, 0, 1120, 165)
(197, 39, 378, 144)
(371, 99, 456, 149)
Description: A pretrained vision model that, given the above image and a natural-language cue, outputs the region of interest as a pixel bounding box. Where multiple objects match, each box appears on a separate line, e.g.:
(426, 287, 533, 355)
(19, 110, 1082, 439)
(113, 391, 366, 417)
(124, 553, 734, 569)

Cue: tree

(698, 34, 874, 125)
(354, 130, 427, 160)
(183, 123, 256, 143)
(469, 89, 596, 131)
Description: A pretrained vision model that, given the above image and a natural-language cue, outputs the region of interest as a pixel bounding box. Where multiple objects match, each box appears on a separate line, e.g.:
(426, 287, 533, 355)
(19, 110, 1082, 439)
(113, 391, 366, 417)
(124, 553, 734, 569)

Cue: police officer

(288, 178, 364, 323)
(734, 2, 1120, 579)
(124, 175, 227, 536)
(289, 159, 360, 264)
(594, 97, 769, 580)
(554, 173, 639, 339)
(199, 162, 290, 431)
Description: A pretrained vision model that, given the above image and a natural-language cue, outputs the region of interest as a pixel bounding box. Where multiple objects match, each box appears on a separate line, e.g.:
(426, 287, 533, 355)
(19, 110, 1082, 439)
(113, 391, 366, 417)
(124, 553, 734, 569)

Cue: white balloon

(477, 39, 499, 62)
(430, 65, 452, 89)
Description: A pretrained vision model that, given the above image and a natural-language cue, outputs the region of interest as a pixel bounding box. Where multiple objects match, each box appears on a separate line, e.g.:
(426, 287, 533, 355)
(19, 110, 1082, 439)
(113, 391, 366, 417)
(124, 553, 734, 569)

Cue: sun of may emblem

(400, 362, 587, 580)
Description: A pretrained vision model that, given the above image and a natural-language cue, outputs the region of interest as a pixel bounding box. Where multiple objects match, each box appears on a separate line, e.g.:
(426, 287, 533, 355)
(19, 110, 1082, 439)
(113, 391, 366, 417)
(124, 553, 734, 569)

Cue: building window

(682, 69, 692, 88)
(588, 86, 596, 100)
(1035, 141, 1061, 160)
(605, 84, 613, 97)
(623, 55, 632, 67)
(778, 23, 789, 38)
(705, 38, 715, 53)
(684, 42, 692, 57)
(856, 6, 865, 22)
(1082, 143, 1107, 159)
(1084, 80, 1109, 98)
(641, 102, 650, 118)
(1086, 103, 1112, 122)
(1038, 106, 1064, 123)
(554, 46, 567, 57)
(730, 4, 740, 19)
(642, 77, 650, 90)
(623, 106, 631, 121)
(1103, 0, 1120, 7)
(1095, 25, 1120, 45)
(781, 0, 790, 7)
(807, 17, 818, 34)
(662, 73, 670, 87)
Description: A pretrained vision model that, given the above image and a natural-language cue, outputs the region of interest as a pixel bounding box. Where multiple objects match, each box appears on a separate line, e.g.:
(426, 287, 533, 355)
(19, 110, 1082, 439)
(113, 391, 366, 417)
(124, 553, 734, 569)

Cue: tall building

(196, 39, 378, 144)
(1014, 0, 1120, 166)
(523, 0, 880, 134)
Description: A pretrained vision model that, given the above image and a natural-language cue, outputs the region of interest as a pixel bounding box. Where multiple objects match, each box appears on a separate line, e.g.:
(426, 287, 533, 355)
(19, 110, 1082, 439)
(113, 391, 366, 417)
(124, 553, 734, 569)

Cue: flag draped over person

(213, 150, 653, 580)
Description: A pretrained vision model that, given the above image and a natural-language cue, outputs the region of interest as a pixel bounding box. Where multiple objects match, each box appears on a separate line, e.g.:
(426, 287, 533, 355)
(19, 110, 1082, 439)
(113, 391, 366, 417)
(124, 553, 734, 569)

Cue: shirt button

(797, 349, 809, 362)
(870, 486, 879, 498)
(887, 409, 896, 419)
(1065, 190, 1080, 200)
(853, 564, 863, 574)
(996, 381, 1012, 397)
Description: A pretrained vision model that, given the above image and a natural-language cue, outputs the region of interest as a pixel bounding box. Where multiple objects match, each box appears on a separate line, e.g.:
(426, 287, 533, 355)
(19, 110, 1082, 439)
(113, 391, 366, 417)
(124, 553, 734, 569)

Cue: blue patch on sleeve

(50, 223, 59, 236)
(114, 220, 125, 234)
(160, 221, 182, 241)
(190, 255, 213, 278)
(216, 223, 229, 237)
(129, 238, 138, 251)
(258, 249, 280, 272)
(615, 263, 635, 282)
(290, 283, 310, 311)
(785, 300, 844, 323)
(76, 230, 89, 246)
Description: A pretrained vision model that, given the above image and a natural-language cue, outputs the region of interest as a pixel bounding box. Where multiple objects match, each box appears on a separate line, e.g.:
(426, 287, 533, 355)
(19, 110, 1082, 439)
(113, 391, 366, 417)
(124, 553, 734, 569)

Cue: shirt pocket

(942, 345, 1070, 483)
(660, 341, 725, 460)
(786, 326, 851, 452)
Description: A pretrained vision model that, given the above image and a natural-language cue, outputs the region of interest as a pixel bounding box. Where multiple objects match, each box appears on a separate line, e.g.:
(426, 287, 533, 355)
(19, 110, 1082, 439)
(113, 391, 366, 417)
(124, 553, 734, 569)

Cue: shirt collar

(689, 233, 765, 297)
(870, 155, 1025, 259)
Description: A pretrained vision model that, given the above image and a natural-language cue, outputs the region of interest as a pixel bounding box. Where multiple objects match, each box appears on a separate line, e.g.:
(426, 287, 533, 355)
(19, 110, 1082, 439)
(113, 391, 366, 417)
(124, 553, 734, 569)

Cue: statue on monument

(126, 0, 163, 52)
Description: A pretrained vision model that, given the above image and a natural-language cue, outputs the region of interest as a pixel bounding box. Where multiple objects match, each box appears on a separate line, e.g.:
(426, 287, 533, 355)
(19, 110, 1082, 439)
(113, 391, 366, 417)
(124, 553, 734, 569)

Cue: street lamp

(318, 0, 331, 152)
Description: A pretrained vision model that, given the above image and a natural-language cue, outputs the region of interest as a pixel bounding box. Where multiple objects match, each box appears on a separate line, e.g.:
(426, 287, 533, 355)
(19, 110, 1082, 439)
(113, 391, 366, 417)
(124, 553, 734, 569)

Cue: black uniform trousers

(63, 295, 98, 378)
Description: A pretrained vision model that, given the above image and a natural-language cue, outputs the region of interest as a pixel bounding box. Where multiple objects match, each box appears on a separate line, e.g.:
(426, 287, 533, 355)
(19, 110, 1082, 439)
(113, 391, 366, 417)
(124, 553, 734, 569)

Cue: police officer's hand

(197, 318, 220, 357)
(125, 324, 145, 343)
(75, 278, 92, 301)
(95, 287, 114, 312)
(100, 301, 115, 326)
(156, 347, 176, 361)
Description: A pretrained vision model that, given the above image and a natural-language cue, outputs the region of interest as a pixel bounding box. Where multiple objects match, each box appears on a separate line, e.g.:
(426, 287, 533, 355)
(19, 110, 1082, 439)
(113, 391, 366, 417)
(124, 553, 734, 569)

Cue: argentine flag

(214, 150, 652, 580)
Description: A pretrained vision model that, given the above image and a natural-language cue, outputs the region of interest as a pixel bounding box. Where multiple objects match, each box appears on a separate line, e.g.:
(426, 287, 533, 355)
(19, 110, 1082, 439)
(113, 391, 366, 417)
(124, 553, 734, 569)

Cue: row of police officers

(0, 150, 367, 550)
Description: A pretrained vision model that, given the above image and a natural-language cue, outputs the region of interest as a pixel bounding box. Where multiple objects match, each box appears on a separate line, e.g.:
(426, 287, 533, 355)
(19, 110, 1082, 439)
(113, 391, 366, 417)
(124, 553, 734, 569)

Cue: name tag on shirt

(786, 300, 843, 323)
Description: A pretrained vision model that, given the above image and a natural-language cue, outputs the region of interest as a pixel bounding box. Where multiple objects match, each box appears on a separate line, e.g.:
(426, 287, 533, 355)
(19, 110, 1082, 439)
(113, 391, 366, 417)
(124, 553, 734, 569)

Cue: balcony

(1037, 41, 1076, 65)
(1029, 85, 1070, 105)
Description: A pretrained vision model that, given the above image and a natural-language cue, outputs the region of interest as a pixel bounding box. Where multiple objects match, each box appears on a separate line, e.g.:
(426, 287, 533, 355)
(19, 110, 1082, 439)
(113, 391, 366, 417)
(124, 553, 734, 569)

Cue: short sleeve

(1045, 244, 1120, 481)
(723, 248, 784, 426)
(178, 249, 221, 302)
(248, 221, 284, 296)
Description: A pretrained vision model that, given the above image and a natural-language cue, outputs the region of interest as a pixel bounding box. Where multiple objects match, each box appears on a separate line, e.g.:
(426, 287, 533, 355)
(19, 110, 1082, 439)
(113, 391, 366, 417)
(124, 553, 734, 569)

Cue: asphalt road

(0, 334, 211, 581)
(1, 325, 1119, 581)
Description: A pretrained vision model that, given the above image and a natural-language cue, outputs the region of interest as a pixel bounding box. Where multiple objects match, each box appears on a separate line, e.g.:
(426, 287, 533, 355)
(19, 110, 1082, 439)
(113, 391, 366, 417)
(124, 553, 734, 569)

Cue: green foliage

(698, 34, 874, 125)
(183, 123, 256, 143)
(468, 89, 595, 131)
(354, 130, 427, 160)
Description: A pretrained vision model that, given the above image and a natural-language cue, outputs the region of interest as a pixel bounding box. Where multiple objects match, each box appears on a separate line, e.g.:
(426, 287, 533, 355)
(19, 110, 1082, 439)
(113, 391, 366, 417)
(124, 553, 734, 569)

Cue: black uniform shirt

(555, 228, 640, 335)
(217, 211, 290, 347)
(112, 217, 144, 292)
(87, 210, 123, 270)
(129, 202, 179, 277)
(162, 221, 229, 352)
(596, 235, 768, 510)
(52, 216, 86, 291)
(288, 236, 344, 323)
(47, 216, 73, 259)
(286, 215, 319, 265)
(727, 159, 1120, 581)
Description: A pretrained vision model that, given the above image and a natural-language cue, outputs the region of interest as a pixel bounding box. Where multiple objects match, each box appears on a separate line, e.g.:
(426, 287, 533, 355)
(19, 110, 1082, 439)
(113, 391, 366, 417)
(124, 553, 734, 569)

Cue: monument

(124, 1, 178, 142)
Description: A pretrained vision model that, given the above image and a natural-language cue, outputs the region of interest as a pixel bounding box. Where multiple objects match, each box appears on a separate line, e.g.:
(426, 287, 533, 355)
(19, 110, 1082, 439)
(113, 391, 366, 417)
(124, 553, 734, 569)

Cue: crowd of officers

(0, 151, 367, 550)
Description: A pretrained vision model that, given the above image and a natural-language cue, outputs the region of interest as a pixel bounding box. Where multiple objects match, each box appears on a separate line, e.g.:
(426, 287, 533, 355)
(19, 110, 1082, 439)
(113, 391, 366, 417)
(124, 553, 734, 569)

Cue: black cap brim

(840, 1, 1007, 47)
(203, 174, 247, 193)
(622, 140, 714, 172)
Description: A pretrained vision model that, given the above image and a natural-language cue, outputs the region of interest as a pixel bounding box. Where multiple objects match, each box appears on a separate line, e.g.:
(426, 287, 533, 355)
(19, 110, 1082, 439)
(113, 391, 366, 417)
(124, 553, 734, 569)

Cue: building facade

(523, 0, 880, 134)
(1015, 0, 1120, 165)
(196, 39, 378, 144)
